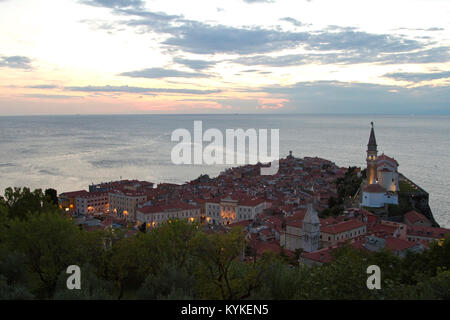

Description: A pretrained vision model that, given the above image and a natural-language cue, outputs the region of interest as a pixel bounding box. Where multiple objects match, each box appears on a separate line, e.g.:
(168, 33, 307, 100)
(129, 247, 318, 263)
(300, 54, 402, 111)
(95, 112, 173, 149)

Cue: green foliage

(388, 194, 413, 217)
(0, 275, 34, 300)
(0, 203, 8, 242)
(53, 264, 114, 300)
(250, 253, 309, 300)
(321, 167, 362, 217)
(1, 187, 59, 220)
(399, 181, 419, 194)
(136, 263, 195, 300)
(336, 167, 363, 201)
(5, 211, 86, 298)
(190, 227, 263, 300)
(44, 188, 59, 206)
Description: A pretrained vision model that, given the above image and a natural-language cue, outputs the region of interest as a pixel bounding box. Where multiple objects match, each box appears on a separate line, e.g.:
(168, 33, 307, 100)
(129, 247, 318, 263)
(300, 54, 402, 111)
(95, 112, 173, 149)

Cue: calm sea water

(0, 114, 448, 227)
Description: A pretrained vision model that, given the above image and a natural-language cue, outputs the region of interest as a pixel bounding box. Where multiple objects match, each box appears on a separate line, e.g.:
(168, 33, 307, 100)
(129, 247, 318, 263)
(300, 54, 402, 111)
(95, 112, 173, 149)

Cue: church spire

(366, 122, 378, 185)
(368, 122, 377, 152)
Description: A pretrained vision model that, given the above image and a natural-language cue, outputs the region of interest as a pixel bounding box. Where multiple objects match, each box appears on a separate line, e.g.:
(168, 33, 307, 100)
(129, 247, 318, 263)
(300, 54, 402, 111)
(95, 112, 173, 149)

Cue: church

(362, 123, 399, 208)
(280, 203, 320, 253)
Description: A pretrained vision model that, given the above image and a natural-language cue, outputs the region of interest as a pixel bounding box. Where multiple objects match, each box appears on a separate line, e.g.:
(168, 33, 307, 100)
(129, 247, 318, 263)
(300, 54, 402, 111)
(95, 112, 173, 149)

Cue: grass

(388, 195, 413, 217)
(399, 180, 419, 194)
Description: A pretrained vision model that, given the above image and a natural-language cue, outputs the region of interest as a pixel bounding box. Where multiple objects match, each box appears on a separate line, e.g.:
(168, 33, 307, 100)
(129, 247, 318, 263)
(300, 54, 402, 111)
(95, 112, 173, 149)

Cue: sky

(0, 0, 449, 115)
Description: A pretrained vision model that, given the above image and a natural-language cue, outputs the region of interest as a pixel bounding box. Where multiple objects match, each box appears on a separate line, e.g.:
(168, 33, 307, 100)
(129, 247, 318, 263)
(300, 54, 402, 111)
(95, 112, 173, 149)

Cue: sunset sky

(0, 0, 449, 115)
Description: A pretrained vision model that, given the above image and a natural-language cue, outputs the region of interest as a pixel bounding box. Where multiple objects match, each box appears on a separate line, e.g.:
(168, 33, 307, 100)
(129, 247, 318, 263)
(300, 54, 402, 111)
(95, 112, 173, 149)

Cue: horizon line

(1, 112, 450, 117)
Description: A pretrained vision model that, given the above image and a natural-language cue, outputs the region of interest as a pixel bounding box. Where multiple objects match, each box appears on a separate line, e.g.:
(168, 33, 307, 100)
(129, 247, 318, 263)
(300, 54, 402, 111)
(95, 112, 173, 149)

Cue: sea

(0, 114, 448, 228)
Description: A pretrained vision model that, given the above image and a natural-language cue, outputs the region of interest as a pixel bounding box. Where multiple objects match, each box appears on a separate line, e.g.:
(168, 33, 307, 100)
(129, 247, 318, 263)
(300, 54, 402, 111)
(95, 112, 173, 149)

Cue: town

(58, 123, 450, 266)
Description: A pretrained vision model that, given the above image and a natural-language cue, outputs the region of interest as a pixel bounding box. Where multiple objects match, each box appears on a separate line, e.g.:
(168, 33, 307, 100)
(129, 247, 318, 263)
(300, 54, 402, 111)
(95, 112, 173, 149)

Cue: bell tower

(302, 203, 320, 252)
(367, 122, 378, 185)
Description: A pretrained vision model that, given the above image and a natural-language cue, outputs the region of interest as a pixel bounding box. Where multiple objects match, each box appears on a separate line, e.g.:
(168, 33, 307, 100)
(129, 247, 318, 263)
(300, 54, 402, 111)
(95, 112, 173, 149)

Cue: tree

(0, 275, 34, 300)
(5, 211, 85, 298)
(45, 188, 58, 206)
(0, 203, 8, 243)
(191, 227, 262, 299)
(53, 263, 114, 300)
(250, 253, 308, 300)
(136, 263, 196, 300)
(2, 187, 58, 220)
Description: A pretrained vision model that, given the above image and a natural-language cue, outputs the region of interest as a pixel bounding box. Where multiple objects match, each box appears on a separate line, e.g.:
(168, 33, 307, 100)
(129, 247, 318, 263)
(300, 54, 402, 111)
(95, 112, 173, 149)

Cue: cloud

(379, 46, 450, 64)
(306, 30, 421, 52)
(261, 81, 450, 114)
(0, 55, 32, 69)
(383, 70, 450, 82)
(25, 84, 59, 89)
(64, 85, 221, 95)
(280, 17, 304, 27)
(119, 67, 209, 78)
(161, 21, 309, 54)
(234, 54, 309, 67)
(126, 15, 430, 58)
(233, 45, 450, 67)
(395, 27, 445, 32)
(159, 22, 424, 56)
(117, 8, 180, 22)
(173, 58, 216, 71)
(243, 0, 275, 3)
(80, 0, 144, 9)
(23, 94, 80, 99)
(79, 5, 449, 72)
(81, 5, 441, 60)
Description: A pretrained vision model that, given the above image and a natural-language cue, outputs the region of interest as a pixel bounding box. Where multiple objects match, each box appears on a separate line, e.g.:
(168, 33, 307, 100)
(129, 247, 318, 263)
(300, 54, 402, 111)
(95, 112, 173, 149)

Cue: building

(301, 204, 320, 252)
(109, 189, 149, 221)
(377, 154, 399, 192)
(363, 235, 428, 258)
(362, 184, 398, 207)
(280, 204, 320, 252)
(320, 219, 366, 247)
(406, 225, 450, 243)
(89, 179, 154, 193)
(205, 196, 266, 225)
(75, 192, 108, 216)
(362, 123, 399, 208)
(280, 209, 306, 251)
(58, 190, 90, 215)
(404, 210, 432, 227)
(366, 122, 378, 185)
(136, 202, 201, 228)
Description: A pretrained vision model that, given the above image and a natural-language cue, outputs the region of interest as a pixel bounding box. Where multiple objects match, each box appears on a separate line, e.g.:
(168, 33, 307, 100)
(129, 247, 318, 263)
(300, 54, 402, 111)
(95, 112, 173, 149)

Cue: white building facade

(136, 203, 201, 228)
(75, 192, 109, 215)
(205, 196, 266, 225)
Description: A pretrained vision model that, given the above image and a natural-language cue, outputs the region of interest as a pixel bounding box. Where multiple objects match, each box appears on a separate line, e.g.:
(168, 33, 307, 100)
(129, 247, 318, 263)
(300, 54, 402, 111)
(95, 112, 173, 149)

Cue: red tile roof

(137, 202, 198, 214)
(321, 219, 365, 235)
(250, 240, 282, 256)
(285, 209, 307, 228)
(228, 220, 252, 228)
(59, 190, 89, 198)
(404, 210, 429, 224)
(385, 237, 416, 251)
(363, 184, 386, 193)
(301, 247, 333, 263)
(407, 225, 450, 239)
(377, 154, 399, 165)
